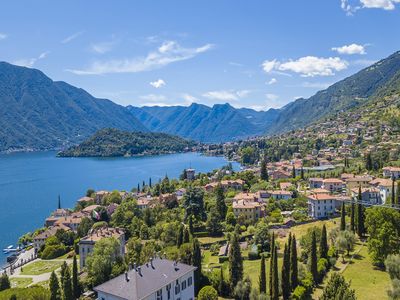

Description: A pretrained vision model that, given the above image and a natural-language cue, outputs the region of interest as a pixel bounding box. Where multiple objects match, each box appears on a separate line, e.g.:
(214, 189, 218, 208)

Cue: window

(156, 289, 163, 300)
(188, 277, 193, 286)
(181, 280, 186, 290)
(175, 280, 180, 294)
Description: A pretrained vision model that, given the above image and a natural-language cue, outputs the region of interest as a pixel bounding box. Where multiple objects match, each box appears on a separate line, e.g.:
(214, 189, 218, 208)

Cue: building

(267, 190, 292, 200)
(186, 169, 196, 181)
(79, 227, 125, 269)
(137, 197, 152, 210)
(383, 166, 400, 179)
(94, 258, 196, 300)
(307, 193, 338, 219)
(232, 199, 262, 222)
(345, 176, 373, 191)
(309, 178, 324, 189)
(204, 179, 244, 192)
(369, 178, 396, 204)
(351, 187, 381, 205)
(322, 178, 344, 193)
(33, 224, 70, 252)
(95, 191, 110, 204)
(54, 212, 84, 232)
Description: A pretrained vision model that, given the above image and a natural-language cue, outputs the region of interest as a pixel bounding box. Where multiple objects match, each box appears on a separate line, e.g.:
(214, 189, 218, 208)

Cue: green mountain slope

(58, 128, 197, 157)
(0, 62, 147, 152)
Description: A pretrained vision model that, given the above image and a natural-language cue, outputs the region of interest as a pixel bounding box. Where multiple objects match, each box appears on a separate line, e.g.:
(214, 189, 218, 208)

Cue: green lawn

(198, 236, 226, 245)
(20, 260, 63, 276)
(10, 277, 33, 288)
(341, 245, 390, 300)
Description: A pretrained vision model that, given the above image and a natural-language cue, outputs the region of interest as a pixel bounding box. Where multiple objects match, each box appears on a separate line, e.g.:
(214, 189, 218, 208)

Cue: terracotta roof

(233, 200, 261, 209)
(307, 194, 336, 201)
(323, 178, 343, 184)
(80, 227, 124, 243)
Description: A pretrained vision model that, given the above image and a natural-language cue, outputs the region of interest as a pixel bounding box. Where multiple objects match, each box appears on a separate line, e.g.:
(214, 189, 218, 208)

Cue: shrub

(218, 256, 229, 263)
(40, 244, 67, 260)
(317, 258, 329, 282)
(291, 286, 307, 300)
(198, 285, 218, 300)
(193, 231, 209, 238)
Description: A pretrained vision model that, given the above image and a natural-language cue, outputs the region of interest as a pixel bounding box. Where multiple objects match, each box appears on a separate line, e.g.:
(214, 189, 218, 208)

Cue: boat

(3, 245, 18, 253)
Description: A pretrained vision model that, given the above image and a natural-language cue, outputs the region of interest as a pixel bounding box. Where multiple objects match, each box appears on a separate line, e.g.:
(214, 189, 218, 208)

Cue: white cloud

(341, 0, 399, 14)
(181, 93, 198, 103)
(301, 82, 332, 89)
(91, 40, 116, 54)
(263, 56, 348, 77)
(68, 40, 214, 75)
(332, 43, 366, 55)
(202, 89, 251, 101)
(13, 51, 50, 68)
(0, 33, 7, 40)
(267, 78, 277, 85)
(61, 31, 84, 44)
(352, 59, 377, 66)
(150, 79, 166, 88)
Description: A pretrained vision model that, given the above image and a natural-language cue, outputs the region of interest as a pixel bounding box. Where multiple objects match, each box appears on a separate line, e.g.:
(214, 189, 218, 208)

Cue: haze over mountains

(1, 50, 400, 152)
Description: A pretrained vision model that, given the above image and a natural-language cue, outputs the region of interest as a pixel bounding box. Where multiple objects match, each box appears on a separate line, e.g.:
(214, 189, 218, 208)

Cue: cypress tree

(60, 262, 67, 289)
(340, 202, 346, 231)
(356, 201, 364, 237)
(259, 254, 267, 293)
(215, 184, 227, 220)
(310, 231, 318, 284)
(49, 271, 60, 300)
(177, 224, 184, 247)
(149, 177, 152, 188)
(229, 232, 243, 291)
(292, 165, 296, 178)
(0, 273, 10, 291)
(62, 266, 73, 300)
(72, 255, 80, 298)
(261, 159, 268, 181)
(58, 195, 61, 209)
(397, 180, 400, 206)
(281, 243, 291, 300)
(183, 226, 190, 243)
(320, 224, 328, 259)
(350, 202, 355, 233)
(290, 235, 298, 290)
(271, 245, 279, 300)
(391, 176, 396, 206)
(192, 238, 202, 294)
(300, 167, 304, 180)
(269, 233, 275, 299)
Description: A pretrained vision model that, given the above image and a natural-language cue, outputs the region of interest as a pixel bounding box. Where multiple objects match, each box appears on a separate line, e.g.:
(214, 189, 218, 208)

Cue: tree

(320, 224, 328, 259)
(206, 206, 223, 236)
(281, 243, 291, 300)
(392, 177, 396, 207)
(183, 187, 206, 221)
(62, 265, 73, 300)
(388, 279, 400, 300)
(259, 254, 266, 293)
(336, 232, 349, 263)
(356, 195, 365, 238)
(215, 184, 227, 220)
(290, 235, 298, 290)
(0, 273, 10, 291)
(260, 159, 269, 181)
(49, 271, 60, 300)
(77, 217, 93, 238)
(350, 202, 355, 233)
(229, 232, 243, 290)
(218, 267, 227, 296)
(292, 165, 296, 178)
(176, 224, 184, 247)
(72, 255, 80, 298)
(198, 286, 218, 300)
(183, 226, 191, 243)
(234, 277, 252, 300)
(397, 180, 400, 206)
(386, 255, 400, 280)
(269, 233, 275, 299)
(366, 207, 400, 265)
(320, 273, 356, 300)
(340, 202, 346, 231)
(300, 167, 304, 180)
(254, 221, 270, 252)
(192, 238, 202, 294)
(365, 152, 373, 171)
(86, 237, 122, 286)
(271, 245, 279, 300)
(310, 231, 318, 283)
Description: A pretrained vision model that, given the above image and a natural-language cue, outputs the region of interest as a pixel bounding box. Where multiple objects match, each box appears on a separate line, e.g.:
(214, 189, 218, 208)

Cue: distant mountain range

(0, 62, 146, 152)
(1, 50, 400, 151)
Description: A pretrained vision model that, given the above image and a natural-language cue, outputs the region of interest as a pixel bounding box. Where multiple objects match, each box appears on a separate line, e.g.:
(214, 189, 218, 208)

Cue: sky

(0, 0, 400, 111)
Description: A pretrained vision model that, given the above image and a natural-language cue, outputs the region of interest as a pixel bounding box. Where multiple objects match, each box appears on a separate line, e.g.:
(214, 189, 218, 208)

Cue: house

(345, 176, 373, 191)
(351, 187, 381, 205)
(307, 193, 338, 219)
(186, 169, 196, 181)
(267, 190, 292, 200)
(382, 167, 400, 179)
(232, 199, 262, 222)
(205, 179, 244, 192)
(309, 178, 324, 189)
(270, 169, 291, 180)
(33, 224, 70, 252)
(280, 182, 293, 190)
(45, 208, 71, 227)
(322, 178, 344, 193)
(369, 178, 396, 204)
(95, 191, 110, 204)
(175, 188, 186, 198)
(94, 258, 196, 300)
(82, 204, 100, 216)
(77, 196, 93, 205)
(54, 213, 84, 232)
(137, 197, 152, 210)
(79, 227, 125, 269)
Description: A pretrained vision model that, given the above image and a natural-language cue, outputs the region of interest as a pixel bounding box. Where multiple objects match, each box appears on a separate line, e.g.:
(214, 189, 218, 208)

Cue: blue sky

(1, 0, 400, 110)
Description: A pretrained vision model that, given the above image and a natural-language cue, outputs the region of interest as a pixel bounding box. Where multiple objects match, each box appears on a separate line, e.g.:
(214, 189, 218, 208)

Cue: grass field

(20, 260, 63, 275)
(10, 277, 33, 288)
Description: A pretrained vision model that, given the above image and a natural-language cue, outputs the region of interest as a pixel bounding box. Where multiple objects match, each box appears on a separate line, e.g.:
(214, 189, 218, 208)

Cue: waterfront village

(1, 128, 400, 300)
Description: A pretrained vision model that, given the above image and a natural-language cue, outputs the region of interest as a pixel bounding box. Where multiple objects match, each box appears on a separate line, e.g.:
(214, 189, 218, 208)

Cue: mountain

(128, 103, 280, 142)
(0, 62, 147, 152)
(58, 128, 197, 157)
(267, 51, 400, 134)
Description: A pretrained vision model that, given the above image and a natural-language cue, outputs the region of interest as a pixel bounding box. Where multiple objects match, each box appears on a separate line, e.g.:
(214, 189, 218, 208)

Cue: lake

(0, 151, 240, 266)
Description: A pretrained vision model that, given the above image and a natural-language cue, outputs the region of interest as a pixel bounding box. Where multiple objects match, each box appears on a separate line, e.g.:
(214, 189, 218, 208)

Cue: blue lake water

(0, 151, 239, 266)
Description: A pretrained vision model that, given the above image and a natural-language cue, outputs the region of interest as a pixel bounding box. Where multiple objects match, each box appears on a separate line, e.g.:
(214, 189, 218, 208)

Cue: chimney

(125, 272, 130, 282)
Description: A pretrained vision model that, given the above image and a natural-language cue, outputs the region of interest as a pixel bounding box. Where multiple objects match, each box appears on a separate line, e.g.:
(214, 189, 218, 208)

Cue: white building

(351, 187, 381, 205)
(307, 193, 338, 219)
(94, 258, 196, 300)
(79, 227, 125, 270)
(383, 167, 400, 179)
